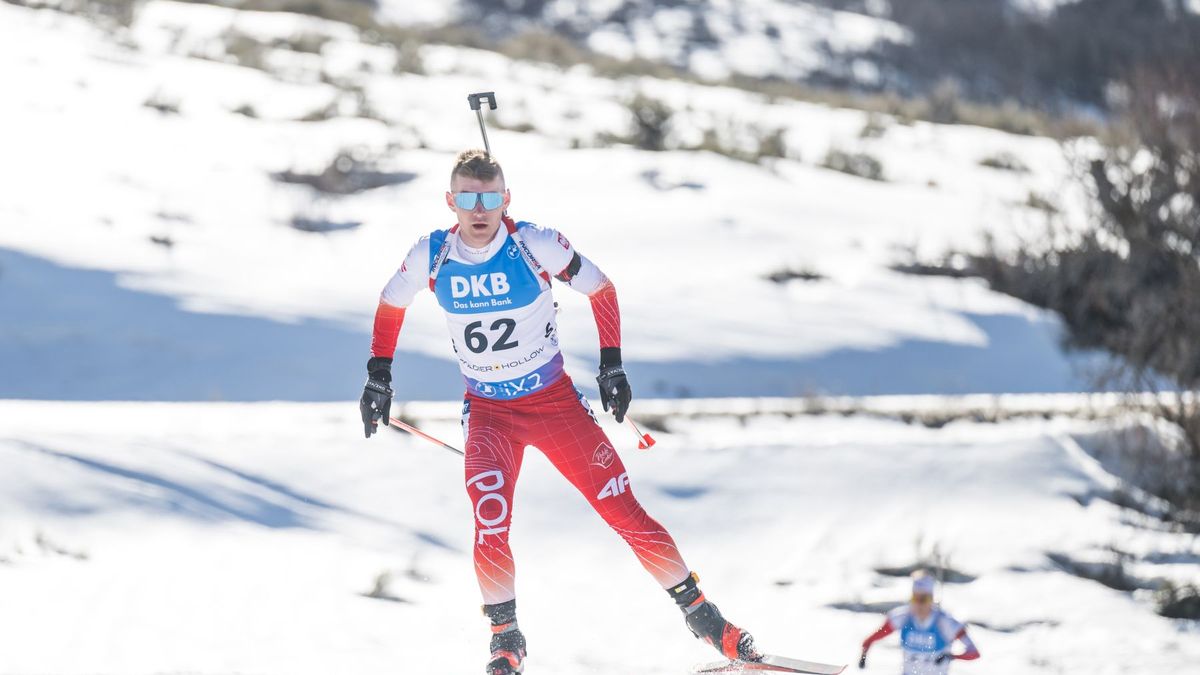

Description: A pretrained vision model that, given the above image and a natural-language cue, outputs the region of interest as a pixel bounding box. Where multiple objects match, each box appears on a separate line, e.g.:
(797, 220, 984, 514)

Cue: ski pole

(387, 416, 464, 457)
(627, 417, 657, 450)
(467, 91, 498, 156)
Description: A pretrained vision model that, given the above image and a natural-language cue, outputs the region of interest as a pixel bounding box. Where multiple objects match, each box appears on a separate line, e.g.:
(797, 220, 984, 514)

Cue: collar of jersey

(449, 227, 509, 264)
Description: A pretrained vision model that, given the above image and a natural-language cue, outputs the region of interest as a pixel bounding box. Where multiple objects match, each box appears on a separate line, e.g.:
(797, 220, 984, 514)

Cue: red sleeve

(370, 302, 407, 358)
(862, 619, 894, 652)
(588, 280, 621, 349)
(953, 628, 980, 660)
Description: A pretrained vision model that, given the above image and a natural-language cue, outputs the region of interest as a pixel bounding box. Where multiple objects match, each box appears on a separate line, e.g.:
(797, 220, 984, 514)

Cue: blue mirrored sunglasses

(453, 191, 505, 211)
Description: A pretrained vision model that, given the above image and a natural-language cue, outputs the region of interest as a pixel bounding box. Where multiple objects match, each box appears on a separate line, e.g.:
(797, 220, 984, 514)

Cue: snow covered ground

(1, 400, 1197, 674)
(0, 1, 1099, 401)
(2, 5, 1197, 674)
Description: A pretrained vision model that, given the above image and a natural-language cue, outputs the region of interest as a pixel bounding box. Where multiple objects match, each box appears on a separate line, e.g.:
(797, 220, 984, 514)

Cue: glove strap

(364, 379, 392, 395)
(598, 365, 626, 380)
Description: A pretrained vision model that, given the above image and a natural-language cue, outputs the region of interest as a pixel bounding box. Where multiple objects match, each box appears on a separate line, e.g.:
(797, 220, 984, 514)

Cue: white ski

(692, 654, 846, 674)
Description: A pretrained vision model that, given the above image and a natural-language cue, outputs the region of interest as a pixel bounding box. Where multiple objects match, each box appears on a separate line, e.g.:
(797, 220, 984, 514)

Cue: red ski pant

(461, 377, 690, 606)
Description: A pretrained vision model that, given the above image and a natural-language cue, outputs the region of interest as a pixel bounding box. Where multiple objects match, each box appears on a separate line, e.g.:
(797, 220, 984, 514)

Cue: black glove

(360, 357, 393, 438)
(934, 652, 953, 665)
(596, 347, 631, 423)
(858, 653, 867, 669)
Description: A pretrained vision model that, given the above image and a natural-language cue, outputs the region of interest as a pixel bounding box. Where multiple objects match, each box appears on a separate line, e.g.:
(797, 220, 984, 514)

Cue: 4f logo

(597, 472, 630, 500)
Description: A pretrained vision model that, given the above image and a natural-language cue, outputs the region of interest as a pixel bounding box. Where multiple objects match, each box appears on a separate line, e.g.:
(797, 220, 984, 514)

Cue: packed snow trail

(1, 401, 1197, 674)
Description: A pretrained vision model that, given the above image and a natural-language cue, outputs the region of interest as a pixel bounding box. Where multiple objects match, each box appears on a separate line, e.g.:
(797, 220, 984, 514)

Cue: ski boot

(669, 572, 761, 662)
(483, 600, 526, 675)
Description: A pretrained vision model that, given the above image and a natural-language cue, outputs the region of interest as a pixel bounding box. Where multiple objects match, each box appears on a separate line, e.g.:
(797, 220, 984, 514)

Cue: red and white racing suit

(370, 217, 690, 604)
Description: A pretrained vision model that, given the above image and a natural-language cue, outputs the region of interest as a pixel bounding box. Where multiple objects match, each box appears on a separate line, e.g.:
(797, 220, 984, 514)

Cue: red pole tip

(639, 434, 656, 449)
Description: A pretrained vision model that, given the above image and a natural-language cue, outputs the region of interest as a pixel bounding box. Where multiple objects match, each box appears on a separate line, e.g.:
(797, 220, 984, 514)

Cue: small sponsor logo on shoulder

(506, 244, 520, 259)
(556, 233, 570, 249)
(591, 442, 616, 469)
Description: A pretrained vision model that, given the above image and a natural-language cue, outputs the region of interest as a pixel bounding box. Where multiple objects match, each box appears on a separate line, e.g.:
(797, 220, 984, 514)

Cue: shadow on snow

(1, 247, 1100, 400)
(0, 247, 461, 401)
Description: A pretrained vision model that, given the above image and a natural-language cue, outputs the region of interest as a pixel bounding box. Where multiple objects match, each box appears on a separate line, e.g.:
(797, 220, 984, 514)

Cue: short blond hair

(450, 149, 504, 187)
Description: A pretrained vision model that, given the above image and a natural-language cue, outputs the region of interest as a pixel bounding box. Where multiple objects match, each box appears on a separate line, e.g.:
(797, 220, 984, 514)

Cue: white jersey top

(380, 219, 606, 400)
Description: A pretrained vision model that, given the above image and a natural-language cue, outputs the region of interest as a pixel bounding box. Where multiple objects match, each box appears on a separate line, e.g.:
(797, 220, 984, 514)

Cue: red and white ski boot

(669, 572, 762, 662)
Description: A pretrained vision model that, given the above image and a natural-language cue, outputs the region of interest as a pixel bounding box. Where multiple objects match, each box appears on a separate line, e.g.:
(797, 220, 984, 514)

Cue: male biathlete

(859, 572, 980, 675)
(359, 149, 759, 674)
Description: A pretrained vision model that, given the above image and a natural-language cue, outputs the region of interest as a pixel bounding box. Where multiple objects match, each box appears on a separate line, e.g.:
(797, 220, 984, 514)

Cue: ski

(692, 654, 846, 674)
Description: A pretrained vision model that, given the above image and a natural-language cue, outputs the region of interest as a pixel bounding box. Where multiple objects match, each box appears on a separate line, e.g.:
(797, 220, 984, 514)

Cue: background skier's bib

(430, 229, 564, 400)
(900, 609, 951, 675)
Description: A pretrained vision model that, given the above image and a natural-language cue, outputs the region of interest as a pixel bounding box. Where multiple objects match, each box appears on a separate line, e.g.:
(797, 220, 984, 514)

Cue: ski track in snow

(1, 402, 1198, 674)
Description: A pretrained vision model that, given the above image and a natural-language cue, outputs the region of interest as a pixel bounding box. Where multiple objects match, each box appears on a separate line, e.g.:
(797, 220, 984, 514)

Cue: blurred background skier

(858, 571, 980, 674)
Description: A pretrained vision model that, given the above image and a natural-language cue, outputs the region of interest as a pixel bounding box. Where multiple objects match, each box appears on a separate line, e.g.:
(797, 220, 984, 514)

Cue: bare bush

(273, 150, 417, 195)
(963, 68, 1200, 507)
(1023, 192, 1059, 214)
(859, 113, 890, 139)
(271, 32, 328, 55)
(5, 0, 140, 28)
(289, 215, 361, 234)
(765, 267, 824, 284)
(876, 0, 1200, 113)
(979, 152, 1030, 173)
(500, 29, 589, 66)
(1156, 581, 1200, 620)
(1046, 550, 1152, 592)
(221, 29, 269, 71)
(627, 94, 672, 152)
(393, 41, 424, 75)
(178, 0, 374, 28)
(143, 90, 180, 115)
(822, 148, 885, 181)
(298, 100, 339, 123)
(232, 103, 258, 118)
(755, 127, 788, 160)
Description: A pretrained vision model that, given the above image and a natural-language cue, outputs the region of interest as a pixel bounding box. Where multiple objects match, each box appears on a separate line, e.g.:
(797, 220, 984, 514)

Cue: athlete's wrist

(599, 347, 622, 369)
(367, 356, 393, 383)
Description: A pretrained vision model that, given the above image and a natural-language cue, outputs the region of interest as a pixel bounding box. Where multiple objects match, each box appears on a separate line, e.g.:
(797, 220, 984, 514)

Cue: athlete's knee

(594, 485, 659, 532)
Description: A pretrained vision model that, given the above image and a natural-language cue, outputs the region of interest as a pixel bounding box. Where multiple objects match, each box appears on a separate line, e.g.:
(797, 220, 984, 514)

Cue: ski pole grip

(468, 92, 498, 111)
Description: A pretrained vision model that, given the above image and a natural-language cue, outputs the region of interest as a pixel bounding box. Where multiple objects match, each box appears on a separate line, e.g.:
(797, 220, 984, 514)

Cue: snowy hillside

(0, 0, 1098, 401)
(376, 0, 911, 84)
(1, 400, 1197, 674)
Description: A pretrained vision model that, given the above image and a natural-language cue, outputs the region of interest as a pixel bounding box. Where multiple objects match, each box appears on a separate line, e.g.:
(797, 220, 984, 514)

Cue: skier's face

(447, 174, 510, 248)
(911, 593, 934, 620)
